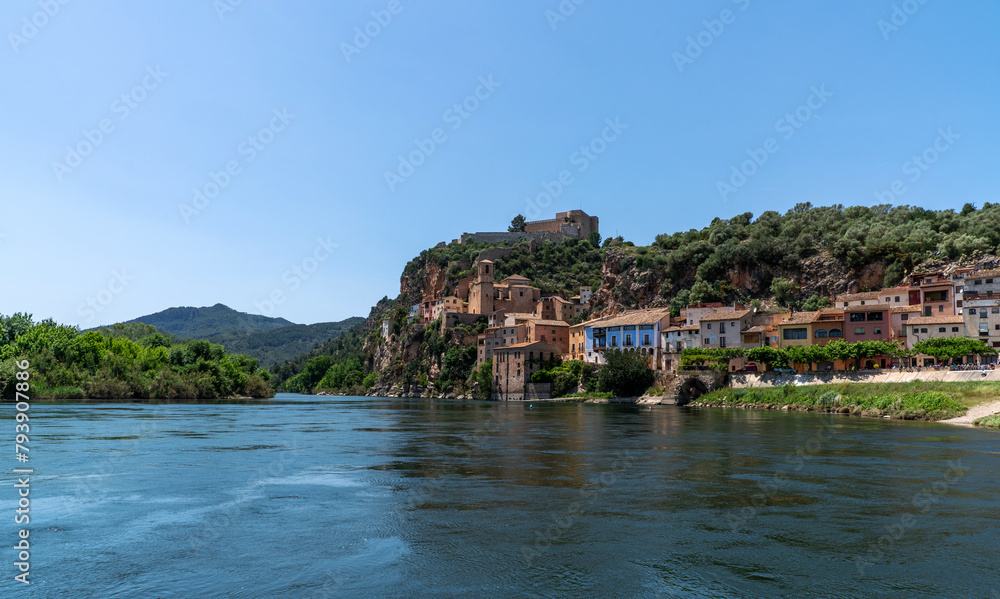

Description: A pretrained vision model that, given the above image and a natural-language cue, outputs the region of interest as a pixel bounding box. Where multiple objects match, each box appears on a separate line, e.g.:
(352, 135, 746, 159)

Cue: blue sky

(1, 0, 997, 327)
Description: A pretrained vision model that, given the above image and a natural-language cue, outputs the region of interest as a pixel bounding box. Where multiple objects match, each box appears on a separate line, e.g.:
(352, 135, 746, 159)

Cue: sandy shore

(939, 400, 1000, 426)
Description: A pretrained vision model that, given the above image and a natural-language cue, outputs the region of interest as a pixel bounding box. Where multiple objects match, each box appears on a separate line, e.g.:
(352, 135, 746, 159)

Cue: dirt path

(940, 400, 1000, 426)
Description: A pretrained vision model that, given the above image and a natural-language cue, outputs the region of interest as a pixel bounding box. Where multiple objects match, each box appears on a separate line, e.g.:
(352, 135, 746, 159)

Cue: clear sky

(2, 0, 997, 327)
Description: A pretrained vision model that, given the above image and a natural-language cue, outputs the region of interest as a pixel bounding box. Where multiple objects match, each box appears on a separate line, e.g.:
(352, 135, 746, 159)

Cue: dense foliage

(597, 349, 654, 397)
(652, 202, 1000, 303)
(493, 237, 604, 298)
(1, 315, 273, 400)
(530, 360, 596, 398)
(681, 340, 910, 371)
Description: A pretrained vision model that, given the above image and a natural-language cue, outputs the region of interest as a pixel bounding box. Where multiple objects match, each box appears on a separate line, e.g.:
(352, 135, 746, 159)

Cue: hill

(207, 319, 364, 368)
(271, 202, 1000, 397)
(113, 304, 363, 368)
(124, 303, 295, 338)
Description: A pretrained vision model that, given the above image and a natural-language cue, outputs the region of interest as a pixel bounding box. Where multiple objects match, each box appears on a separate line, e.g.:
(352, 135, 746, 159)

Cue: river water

(2, 394, 998, 598)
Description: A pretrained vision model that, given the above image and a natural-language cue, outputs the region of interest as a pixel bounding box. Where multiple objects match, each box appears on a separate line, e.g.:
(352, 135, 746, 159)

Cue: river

(2, 394, 998, 598)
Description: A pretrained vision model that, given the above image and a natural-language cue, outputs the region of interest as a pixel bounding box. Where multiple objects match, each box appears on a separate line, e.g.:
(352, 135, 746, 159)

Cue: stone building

(524, 319, 570, 355)
(468, 261, 541, 315)
(492, 341, 564, 400)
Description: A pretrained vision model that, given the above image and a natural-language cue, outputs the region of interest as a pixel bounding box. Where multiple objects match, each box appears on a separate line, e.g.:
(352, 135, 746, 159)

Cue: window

(867, 312, 883, 321)
(939, 327, 946, 333)
(952, 327, 960, 332)
(988, 279, 995, 284)
(855, 327, 865, 335)
(624, 334, 632, 347)
(901, 314, 909, 321)
(939, 305, 944, 312)
(815, 329, 828, 338)
(995, 342, 1000, 348)
(783, 328, 808, 340)
(874, 327, 882, 335)
(861, 301, 866, 305)
(719, 337, 726, 348)
(643, 334, 650, 346)
(720, 322, 726, 333)
(707, 323, 712, 330)
(850, 313, 866, 322)
(982, 311, 989, 318)
(981, 323, 989, 334)
(975, 280, 982, 285)
(829, 328, 842, 338)
(895, 296, 900, 302)
(921, 328, 928, 333)
(994, 308, 1000, 314)
(970, 309, 978, 315)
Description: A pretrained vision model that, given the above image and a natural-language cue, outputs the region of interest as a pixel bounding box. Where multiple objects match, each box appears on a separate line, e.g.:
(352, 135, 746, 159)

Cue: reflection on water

(2, 394, 998, 598)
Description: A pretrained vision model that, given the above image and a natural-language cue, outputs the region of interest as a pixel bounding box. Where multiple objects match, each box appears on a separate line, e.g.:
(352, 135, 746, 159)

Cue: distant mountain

(114, 304, 363, 367)
(207, 319, 364, 368)
(125, 303, 295, 339)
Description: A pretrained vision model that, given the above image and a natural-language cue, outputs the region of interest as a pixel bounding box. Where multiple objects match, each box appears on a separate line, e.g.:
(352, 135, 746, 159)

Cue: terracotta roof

(700, 309, 752, 322)
(891, 305, 922, 313)
(780, 311, 819, 325)
(504, 312, 536, 322)
(969, 269, 1000, 279)
(501, 274, 531, 283)
(844, 303, 890, 312)
(594, 309, 671, 327)
(878, 286, 911, 296)
(664, 325, 700, 333)
(529, 319, 570, 327)
(744, 325, 767, 333)
(835, 291, 881, 302)
(908, 315, 965, 325)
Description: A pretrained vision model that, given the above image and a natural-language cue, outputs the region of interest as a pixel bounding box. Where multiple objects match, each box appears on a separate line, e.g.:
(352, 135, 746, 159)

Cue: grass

(973, 415, 1000, 428)
(694, 381, 997, 420)
(561, 391, 614, 400)
(644, 386, 665, 396)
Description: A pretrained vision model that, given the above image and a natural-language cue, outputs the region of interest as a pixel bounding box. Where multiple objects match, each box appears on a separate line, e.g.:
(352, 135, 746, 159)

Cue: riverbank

(691, 381, 1000, 422)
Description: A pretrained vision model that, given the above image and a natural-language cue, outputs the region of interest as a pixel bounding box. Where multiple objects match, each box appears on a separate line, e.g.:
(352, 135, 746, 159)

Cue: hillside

(208, 319, 364, 367)
(111, 304, 362, 368)
(123, 304, 294, 338)
(272, 202, 1000, 397)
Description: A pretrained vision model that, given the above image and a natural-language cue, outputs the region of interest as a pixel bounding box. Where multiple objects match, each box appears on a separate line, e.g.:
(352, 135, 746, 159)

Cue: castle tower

(470, 260, 494, 315)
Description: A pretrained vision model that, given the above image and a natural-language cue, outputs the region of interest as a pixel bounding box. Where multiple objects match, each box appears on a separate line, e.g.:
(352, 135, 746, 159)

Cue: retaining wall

(730, 369, 1000, 388)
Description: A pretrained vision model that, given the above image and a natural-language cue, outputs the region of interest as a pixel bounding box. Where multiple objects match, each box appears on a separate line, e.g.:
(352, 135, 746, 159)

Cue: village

(384, 210, 1000, 400)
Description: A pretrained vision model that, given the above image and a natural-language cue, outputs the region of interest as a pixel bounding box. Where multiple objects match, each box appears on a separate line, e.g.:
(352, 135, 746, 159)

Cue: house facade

(844, 304, 891, 343)
(699, 310, 754, 350)
(492, 341, 564, 400)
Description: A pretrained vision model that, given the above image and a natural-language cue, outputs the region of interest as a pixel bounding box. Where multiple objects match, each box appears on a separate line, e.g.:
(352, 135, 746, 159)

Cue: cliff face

(324, 237, 1000, 398)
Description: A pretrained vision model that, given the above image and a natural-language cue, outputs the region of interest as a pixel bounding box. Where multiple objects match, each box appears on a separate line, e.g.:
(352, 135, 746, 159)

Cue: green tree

(587, 231, 602, 248)
(598, 349, 654, 397)
(801, 295, 831, 311)
(509, 214, 526, 232)
(770, 277, 799, 308)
